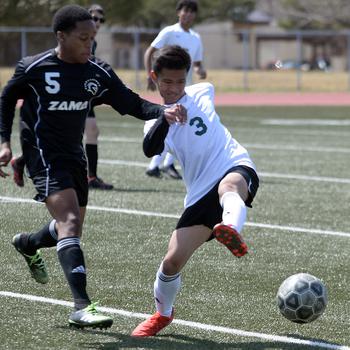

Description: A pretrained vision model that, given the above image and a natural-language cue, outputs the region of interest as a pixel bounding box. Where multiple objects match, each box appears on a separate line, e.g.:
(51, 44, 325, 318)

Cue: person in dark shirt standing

(0, 5, 186, 329)
(85, 4, 113, 190)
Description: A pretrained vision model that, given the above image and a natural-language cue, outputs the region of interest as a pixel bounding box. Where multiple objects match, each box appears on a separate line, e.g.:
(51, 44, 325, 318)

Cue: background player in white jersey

(132, 45, 259, 337)
(0, 7, 186, 330)
(144, 0, 206, 179)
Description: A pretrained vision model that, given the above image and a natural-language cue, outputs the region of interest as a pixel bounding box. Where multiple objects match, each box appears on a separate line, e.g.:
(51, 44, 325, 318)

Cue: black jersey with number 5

(0, 49, 164, 176)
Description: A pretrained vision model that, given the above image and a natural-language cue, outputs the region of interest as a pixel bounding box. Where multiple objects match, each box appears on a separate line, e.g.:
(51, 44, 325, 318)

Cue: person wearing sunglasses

(85, 4, 113, 190)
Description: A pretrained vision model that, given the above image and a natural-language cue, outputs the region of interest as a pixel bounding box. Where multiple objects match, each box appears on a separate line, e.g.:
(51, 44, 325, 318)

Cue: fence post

(242, 30, 249, 91)
(20, 28, 27, 58)
(296, 31, 302, 91)
(347, 33, 350, 91)
(133, 29, 141, 90)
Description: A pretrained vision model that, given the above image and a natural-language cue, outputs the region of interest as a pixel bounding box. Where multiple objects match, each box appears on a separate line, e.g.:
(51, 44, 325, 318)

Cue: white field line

(1, 195, 350, 239)
(98, 159, 350, 184)
(25, 118, 347, 137)
(262, 119, 350, 126)
(0, 291, 348, 350)
(97, 136, 350, 154)
(259, 172, 350, 184)
(244, 143, 350, 154)
(236, 127, 350, 138)
(95, 121, 142, 128)
(13, 127, 349, 143)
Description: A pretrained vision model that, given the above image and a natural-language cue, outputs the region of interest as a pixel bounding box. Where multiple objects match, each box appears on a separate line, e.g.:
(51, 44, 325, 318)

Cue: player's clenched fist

(164, 104, 187, 125)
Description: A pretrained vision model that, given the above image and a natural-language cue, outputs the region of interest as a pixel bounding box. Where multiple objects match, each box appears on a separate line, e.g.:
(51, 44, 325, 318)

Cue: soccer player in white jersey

(131, 45, 259, 337)
(144, 0, 206, 179)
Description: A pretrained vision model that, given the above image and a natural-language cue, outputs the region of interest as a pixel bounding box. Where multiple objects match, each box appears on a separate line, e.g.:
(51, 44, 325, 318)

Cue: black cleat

(88, 177, 114, 190)
(145, 167, 162, 178)
(161, 164, 182, 180)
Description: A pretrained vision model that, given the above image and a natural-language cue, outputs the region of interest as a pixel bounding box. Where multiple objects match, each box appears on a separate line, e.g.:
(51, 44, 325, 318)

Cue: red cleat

(10, 157, 25, 187)
(213, 224, 248, 257)
(131, 309, 174, 337)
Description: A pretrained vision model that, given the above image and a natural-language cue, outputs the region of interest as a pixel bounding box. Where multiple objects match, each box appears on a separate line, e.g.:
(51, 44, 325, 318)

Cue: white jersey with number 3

(164, 83, 256, 208)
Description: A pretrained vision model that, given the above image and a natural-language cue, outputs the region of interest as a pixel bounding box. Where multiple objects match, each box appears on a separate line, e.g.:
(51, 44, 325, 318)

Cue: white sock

(148, 154, 163, 170)
(154, 264, 181, 317)
(163, 153, 175, 167)
(220, 191, 246, 233)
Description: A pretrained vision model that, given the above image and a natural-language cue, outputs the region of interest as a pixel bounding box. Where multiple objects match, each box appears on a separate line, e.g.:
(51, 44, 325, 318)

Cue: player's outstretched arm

(0, 59, 27, 149)
(143, 104, 186, 158)
(143, 115, 169, 158)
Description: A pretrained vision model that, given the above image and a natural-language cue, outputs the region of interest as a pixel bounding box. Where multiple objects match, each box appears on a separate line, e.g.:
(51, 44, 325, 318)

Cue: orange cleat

(213, 224, 248, 257)
(10, 157, 25, 187)
(131, 309, 174, 337)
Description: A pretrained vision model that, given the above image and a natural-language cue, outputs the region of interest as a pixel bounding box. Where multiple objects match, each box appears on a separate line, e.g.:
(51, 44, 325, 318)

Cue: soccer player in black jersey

(10, 4, 112, 190)
(0, 5, 186, 329)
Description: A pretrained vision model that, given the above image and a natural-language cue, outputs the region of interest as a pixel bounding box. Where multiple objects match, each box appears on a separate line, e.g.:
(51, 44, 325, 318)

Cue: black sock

(26, 220, 58, 255)
(85, 144, 98, 178)
(57, 237, 90, 310)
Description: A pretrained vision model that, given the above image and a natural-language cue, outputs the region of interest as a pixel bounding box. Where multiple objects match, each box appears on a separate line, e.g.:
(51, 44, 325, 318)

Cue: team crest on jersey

(84, 79, 100, 95)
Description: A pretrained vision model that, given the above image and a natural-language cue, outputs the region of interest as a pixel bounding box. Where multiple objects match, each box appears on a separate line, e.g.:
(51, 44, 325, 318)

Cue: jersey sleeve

(143, 115, 170, 157)
(143, 119, 157, 136)
(0, 59, 28, 143)
(96, 61, 165, 121)
(193, 35, 203, 62)
(151, 27, 170, 49)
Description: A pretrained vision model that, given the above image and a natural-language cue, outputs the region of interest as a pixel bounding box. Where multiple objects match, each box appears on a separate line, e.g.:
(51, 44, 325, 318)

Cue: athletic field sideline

(1, 105, 349, 349)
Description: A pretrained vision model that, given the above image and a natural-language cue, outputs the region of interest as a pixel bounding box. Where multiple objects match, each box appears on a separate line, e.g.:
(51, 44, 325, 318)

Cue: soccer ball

(276, 273, 328, 323)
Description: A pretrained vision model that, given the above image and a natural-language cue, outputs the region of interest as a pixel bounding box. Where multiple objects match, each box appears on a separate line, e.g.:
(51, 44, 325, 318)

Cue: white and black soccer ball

(276, 273, 328, 323)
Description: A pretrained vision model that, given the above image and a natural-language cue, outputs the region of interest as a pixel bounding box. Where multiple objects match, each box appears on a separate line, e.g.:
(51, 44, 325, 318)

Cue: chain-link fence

(1, 26, 350, 91)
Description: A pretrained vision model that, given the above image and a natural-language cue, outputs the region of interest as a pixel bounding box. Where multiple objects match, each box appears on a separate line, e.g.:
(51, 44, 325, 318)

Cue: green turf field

(1, 106, 349, 350)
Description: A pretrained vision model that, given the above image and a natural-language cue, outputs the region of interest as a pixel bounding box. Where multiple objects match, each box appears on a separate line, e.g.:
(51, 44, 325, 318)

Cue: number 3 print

(189, 116, 207, 136)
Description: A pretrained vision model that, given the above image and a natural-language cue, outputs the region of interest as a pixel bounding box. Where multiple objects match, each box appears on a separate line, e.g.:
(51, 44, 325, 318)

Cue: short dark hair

(88, 4, 105, 16)
(52, 5, 92, 34)
(176, 0, 198, 12)
(152, 45, 191, 75)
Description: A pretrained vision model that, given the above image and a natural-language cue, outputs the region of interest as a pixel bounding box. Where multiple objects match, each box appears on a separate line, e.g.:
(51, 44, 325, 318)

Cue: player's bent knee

(56, 216, 82, 238)
(162, 258, 182, 276)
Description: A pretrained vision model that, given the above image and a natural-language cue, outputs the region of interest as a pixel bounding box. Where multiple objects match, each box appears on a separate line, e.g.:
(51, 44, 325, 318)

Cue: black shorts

(31, 162, 88, 207)
(176, 165, 259, 232)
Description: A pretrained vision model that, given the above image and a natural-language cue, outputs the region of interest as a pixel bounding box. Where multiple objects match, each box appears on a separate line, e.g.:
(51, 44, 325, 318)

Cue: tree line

(0, 0, 350, 29)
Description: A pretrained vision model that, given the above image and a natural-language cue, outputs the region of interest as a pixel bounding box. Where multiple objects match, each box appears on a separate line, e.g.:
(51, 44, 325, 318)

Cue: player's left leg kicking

(213, 169, 258, 257)
(131, 167, 258, 337)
